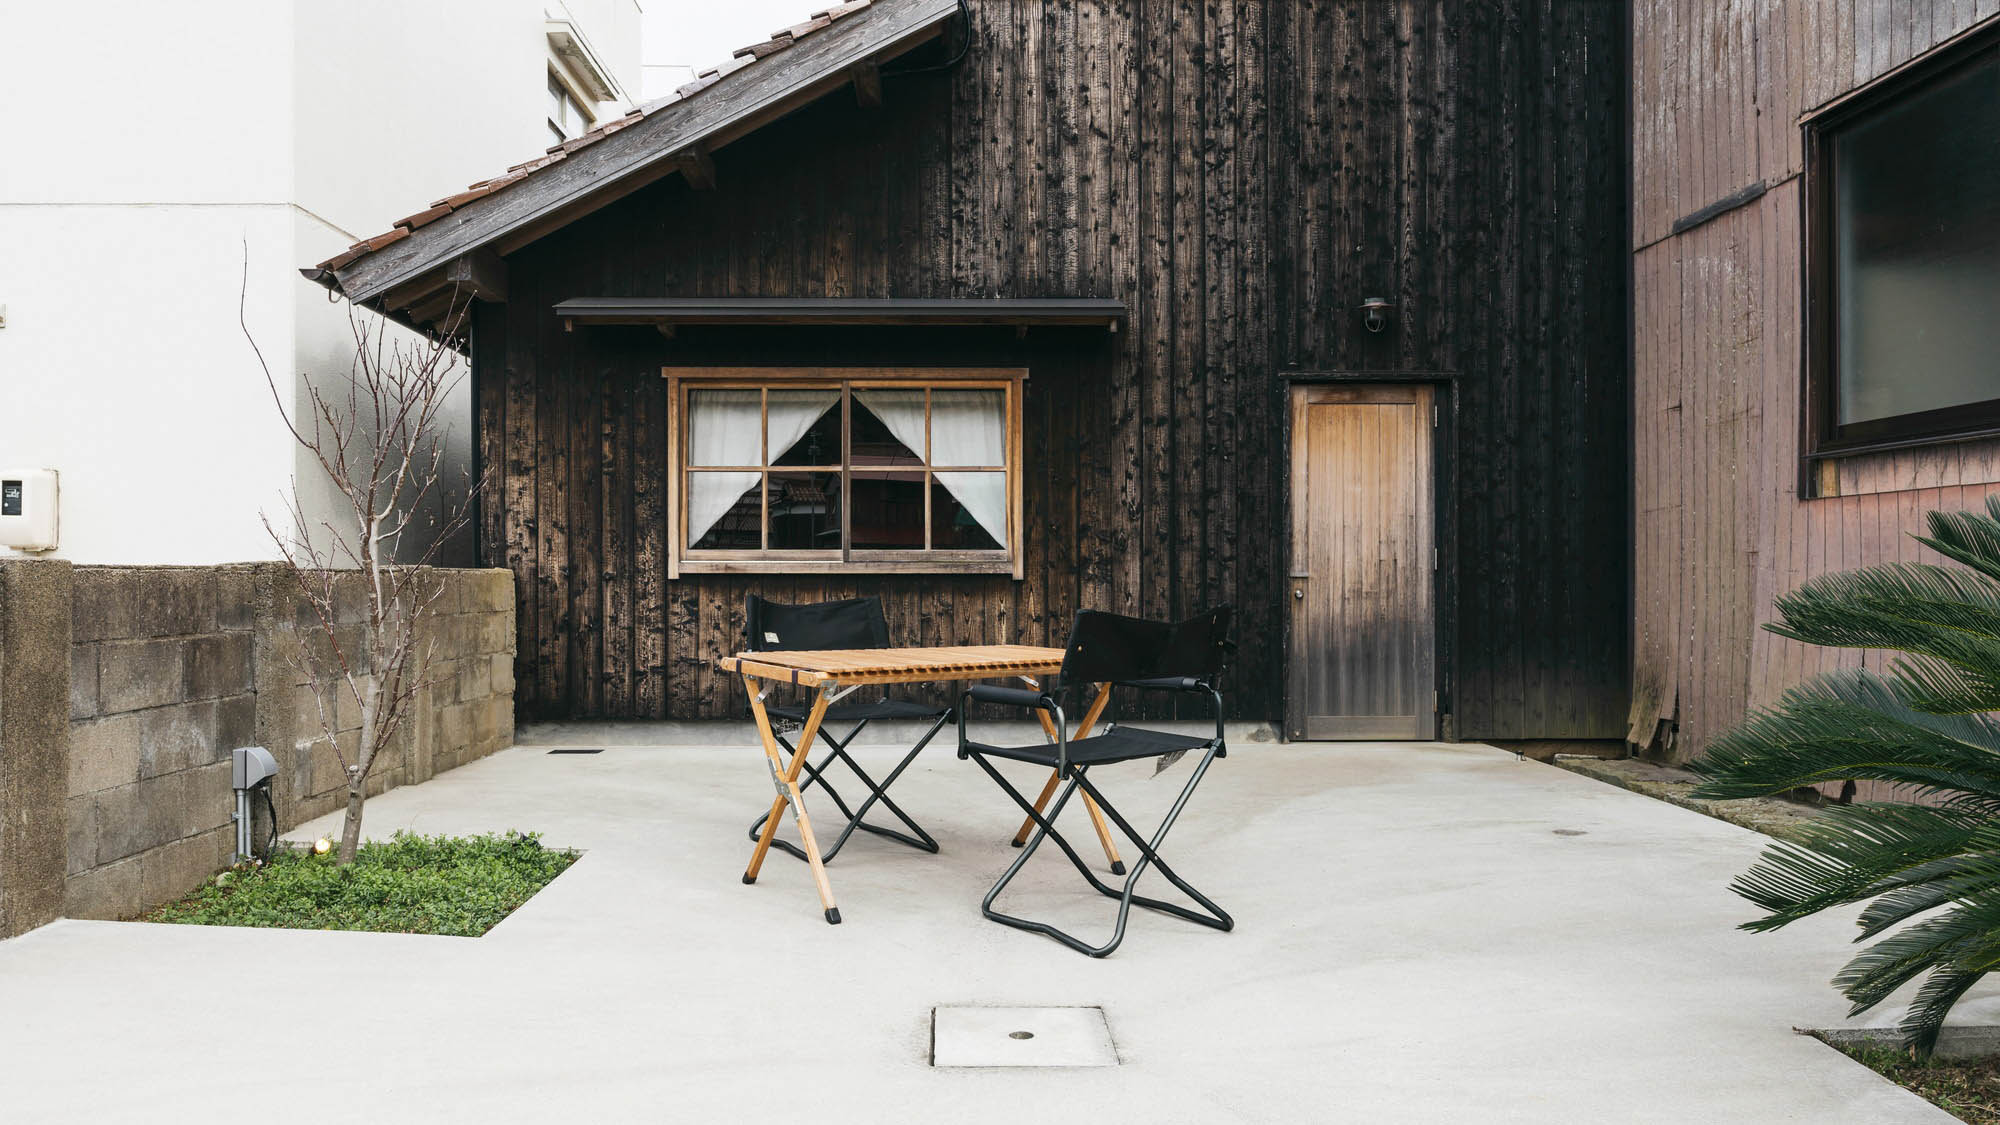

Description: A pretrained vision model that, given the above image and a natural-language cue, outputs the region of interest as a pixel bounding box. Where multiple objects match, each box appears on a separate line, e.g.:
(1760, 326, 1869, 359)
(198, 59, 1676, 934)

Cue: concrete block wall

(0, 561, 515, 935)
(65, 566, 262, 920)
(262, 568, 515, 828)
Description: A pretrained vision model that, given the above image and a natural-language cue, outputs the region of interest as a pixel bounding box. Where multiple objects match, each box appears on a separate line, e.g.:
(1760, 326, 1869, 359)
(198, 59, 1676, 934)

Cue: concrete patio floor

(0, 738, 1981, 1123)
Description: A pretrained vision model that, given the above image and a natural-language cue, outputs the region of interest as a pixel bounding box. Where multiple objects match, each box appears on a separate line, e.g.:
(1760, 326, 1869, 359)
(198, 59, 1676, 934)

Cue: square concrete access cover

(931, 1006, 1118, 1068)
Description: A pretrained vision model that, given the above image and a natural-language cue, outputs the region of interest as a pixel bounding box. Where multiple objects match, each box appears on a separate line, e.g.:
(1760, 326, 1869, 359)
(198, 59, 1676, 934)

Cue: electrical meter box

(0, 469, 59, 552)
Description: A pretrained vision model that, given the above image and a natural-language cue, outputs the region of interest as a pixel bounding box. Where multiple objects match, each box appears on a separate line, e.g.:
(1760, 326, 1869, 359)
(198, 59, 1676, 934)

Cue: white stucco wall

(0, 0, 639, 565)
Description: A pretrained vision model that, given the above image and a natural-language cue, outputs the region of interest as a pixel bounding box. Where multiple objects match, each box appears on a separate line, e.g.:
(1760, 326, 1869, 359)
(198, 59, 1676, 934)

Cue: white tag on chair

(764, 632, 781, 643)
(1152, 749, 1188, 776)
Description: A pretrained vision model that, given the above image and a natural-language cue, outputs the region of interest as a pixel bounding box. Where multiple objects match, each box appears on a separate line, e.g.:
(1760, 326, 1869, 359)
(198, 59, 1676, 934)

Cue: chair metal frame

(745, 703, 951, 862)
(739, 595, 952, 867)
(956, 608, 1236, 957)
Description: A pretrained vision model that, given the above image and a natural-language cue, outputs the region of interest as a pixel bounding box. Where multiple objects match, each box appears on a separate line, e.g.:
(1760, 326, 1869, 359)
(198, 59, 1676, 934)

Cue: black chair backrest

(744, 595, 892, 653)
(1058, 605, 1234, 685)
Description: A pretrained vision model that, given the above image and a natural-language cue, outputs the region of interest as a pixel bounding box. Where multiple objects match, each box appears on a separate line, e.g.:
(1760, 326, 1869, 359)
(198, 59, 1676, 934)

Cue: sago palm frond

(1693, 668, 2000, 803)
(1766, 563, 2000, 712)
(1918, 498, 2000, 583)
(1686, 502, 2000, 1058)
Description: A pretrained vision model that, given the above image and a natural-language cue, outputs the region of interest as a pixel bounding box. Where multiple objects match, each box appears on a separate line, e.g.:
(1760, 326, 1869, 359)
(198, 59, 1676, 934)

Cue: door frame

(1280, 372, 1458, 742)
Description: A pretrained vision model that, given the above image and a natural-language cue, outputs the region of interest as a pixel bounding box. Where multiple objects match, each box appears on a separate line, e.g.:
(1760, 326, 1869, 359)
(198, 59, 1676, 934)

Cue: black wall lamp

(1359, 296, 1395, 333)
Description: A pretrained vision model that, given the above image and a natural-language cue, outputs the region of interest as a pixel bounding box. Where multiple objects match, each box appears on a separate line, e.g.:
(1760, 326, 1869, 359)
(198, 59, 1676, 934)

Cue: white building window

(547, 71, 589, 142)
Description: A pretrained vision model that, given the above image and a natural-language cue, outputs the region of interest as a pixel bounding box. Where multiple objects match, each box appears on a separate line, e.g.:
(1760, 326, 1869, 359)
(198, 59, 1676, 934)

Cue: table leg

(742, 677, 842, 924)
(1013, 682, 1125, 875)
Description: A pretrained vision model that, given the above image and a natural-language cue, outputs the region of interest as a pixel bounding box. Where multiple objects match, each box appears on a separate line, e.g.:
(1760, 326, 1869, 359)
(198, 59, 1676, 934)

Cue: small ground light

(1009, 1031, 1034, 1040)
(313, 837, 333, 854)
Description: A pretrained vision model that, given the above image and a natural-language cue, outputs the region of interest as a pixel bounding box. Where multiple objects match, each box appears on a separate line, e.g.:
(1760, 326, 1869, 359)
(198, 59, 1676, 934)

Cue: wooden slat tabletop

(719, 644, 1067, 686)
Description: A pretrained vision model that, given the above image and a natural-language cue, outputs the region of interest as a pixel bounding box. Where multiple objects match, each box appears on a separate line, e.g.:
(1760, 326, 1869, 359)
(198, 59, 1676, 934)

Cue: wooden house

(305, 0, 1630, 740)
(1629, 3, 2000, 765)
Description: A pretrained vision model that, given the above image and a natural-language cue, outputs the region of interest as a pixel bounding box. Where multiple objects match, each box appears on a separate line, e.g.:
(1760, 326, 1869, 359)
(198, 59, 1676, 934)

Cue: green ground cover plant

(146, 831, 578, 937)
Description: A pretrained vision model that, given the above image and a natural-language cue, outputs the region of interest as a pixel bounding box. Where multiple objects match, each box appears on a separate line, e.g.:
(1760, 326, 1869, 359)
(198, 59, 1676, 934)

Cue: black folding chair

(957, 606, 1236, 957)
(743, 595, 954, 863)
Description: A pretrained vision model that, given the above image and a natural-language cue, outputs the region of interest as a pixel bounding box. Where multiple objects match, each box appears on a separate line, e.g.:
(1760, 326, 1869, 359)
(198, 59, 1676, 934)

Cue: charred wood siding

(486, 0, 1628, 732)
(1631, 1, 2000, 768)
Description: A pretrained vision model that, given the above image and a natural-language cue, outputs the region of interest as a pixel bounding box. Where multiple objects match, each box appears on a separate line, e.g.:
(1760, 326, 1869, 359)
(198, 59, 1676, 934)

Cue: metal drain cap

(932, 1006, 1117, 1068)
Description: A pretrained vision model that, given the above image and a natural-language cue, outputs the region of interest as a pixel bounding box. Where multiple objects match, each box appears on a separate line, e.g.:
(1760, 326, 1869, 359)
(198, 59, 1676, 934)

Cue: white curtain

(686, 472, 759, 548)
(855, 388, 1008, 548)
(688, 389, 761, 466)
(933, 472, 1008, 548)
(852, 389, 927, 461)
(929, 390, 1006, 466)
(686, 389, 838, 547)
(766, 389, 841, 464)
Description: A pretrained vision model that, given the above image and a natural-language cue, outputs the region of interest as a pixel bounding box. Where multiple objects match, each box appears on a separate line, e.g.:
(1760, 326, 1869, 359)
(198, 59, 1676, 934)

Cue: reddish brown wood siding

(1631, 2, 2000, 766)
(482, 0, 1628, 731)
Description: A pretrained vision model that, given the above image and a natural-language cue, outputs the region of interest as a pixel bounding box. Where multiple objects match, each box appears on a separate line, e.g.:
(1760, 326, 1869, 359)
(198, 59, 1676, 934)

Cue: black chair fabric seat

(767, 698, 950, 723)
(965, 726, 1213, 768)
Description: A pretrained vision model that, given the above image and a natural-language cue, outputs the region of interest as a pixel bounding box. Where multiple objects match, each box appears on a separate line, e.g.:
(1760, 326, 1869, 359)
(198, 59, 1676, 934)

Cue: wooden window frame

(663, 367, 1026, 578)
(1803, 22, 2000, 464)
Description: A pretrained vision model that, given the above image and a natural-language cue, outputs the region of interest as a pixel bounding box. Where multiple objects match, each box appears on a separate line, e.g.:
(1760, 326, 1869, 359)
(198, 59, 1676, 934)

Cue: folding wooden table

(719, 645, 1125, 924)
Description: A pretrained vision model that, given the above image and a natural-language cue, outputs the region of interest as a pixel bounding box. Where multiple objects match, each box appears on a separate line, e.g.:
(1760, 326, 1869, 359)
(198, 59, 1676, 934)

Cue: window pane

(931, 472, 1006, 549)
(768, 390, 841, 466)
(1833, 54, 2000, 425)
(929, 390, 1006, 466)
(689, 472, 760, 549)
(850, 394, 924, 466)
(767, 471, 840, 550)
(850, 471, 925, 549)
(689, 389, 763, 466)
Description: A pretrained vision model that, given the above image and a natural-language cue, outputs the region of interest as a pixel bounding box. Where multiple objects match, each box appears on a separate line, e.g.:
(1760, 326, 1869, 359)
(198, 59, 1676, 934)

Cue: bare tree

(242, 259, 479, 864)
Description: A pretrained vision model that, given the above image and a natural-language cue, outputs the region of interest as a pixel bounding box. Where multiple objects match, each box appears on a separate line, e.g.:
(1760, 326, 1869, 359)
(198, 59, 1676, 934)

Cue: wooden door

(1287, 385, 1437, 740)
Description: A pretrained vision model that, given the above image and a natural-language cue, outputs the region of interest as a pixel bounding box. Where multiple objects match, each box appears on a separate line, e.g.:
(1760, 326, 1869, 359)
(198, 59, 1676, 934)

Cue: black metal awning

(551, 297, 1126, 331)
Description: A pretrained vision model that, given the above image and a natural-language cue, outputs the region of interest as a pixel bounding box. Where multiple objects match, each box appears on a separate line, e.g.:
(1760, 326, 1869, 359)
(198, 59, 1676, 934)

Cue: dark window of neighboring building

(1806, 26, 2000, 455)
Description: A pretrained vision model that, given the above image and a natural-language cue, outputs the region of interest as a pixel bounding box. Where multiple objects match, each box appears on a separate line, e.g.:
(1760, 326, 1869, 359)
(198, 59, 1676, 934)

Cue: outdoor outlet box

(0, 469, 58, 552)
(231, 746, 279, 790)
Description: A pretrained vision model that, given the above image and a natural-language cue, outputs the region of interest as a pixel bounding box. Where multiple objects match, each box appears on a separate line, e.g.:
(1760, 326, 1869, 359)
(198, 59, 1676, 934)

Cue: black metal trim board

(552, 297, 1127, 329)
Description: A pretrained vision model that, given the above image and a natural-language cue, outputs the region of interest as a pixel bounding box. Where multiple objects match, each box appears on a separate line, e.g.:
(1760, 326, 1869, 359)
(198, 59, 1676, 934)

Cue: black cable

(882, 0, 972, 77)
(259, 782, 279, 861)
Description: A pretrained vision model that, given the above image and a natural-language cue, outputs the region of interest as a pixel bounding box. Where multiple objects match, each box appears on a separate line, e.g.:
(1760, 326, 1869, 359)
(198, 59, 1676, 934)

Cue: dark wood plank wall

(1630, 1, 2000, 768)
(480, 0, 1628, 732)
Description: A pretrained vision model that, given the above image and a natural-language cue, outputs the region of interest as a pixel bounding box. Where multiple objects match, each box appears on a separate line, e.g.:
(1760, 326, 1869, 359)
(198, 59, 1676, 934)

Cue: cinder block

(91, 778, 181, 866)
(437, 703, 474, 758)
(138, 827, 232, 913)
(75, 568, 219, 641)
(474, 614, 510, 655)
(470, 568, 513, 613)
(305, 733, 357, 799)
(133, 700, 219, 781)
(68, 712, 144, 796)
(184, 632, 252, 701)
(472, 700, 504, 749)
(180, 761, 232, 841)
(65, 856, 142, 921)
(457, 657, 492, 703)
(490, 654, 516, 694)
(97, 638, 187, 713)
(212, 566, 263, 631)
(64, 796, 95, 877)
(70, 570, 127, 642)
(69, 644, 99, 720)
(215, 694, 257, 758)
(135, 570, 220, 637)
